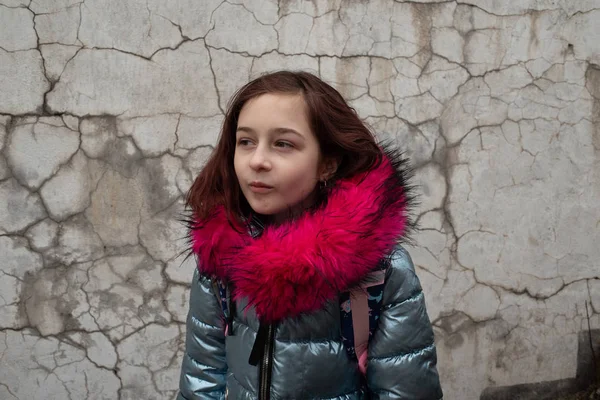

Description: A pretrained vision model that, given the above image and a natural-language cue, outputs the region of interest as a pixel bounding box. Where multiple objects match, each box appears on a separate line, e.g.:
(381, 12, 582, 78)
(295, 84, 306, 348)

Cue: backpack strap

(212, 279, 234, 336)
(340, 266, 387, 375)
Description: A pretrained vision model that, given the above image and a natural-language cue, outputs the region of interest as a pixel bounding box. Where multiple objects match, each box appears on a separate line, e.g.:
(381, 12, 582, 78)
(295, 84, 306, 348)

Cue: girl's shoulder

(382, 245, 423, 301)
(386, 245, 416, 274)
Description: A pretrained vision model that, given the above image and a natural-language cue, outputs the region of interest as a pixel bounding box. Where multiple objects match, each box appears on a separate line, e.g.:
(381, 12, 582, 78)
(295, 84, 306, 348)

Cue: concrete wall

(0, 0, 599, 399)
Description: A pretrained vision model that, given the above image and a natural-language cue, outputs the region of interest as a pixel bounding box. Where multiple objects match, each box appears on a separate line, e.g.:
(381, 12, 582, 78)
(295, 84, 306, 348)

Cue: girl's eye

(275, 141, 294, 149)
(237, 138, 252, 146)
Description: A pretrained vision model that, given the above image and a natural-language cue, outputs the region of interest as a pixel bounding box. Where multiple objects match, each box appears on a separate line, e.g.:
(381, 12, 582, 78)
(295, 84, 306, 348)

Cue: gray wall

(0, 0, 599, 399)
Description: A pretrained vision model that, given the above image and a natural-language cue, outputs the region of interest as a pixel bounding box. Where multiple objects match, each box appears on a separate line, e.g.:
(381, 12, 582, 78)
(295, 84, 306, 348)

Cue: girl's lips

(249, 182, 274, 193)
(250, 181, 273, 188)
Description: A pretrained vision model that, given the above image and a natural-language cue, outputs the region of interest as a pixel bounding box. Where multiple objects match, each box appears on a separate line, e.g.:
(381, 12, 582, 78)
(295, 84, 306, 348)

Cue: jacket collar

(188, 147, 415, 322)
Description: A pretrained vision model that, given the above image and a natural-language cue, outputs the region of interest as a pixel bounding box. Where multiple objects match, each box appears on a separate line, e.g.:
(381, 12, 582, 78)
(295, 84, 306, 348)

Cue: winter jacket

(177, 149, 443, 399)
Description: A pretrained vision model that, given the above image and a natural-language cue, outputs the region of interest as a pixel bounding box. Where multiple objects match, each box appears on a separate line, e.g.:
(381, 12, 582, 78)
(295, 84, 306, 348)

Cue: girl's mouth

(249, 181, 274, 193)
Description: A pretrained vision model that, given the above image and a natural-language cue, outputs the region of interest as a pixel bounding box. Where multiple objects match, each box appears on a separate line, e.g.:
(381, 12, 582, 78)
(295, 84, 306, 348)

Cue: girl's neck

(273, 188, 320, 225)
(254, 188, 323, 227)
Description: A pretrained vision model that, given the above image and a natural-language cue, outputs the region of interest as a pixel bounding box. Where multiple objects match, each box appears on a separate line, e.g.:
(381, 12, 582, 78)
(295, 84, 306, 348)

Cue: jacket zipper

(259, 323, 275, 400)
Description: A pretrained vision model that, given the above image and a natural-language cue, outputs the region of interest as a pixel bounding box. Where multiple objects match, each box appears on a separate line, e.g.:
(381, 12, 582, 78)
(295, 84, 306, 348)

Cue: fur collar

(187, 147, 416, 322)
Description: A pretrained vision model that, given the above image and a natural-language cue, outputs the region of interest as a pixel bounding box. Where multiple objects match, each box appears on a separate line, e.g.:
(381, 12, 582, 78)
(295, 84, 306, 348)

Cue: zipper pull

(249, 322, 269, 366)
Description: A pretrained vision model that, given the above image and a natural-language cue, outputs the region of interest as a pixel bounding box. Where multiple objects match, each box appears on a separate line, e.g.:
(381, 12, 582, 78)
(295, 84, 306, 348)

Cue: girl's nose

(249, 146, 272, 171)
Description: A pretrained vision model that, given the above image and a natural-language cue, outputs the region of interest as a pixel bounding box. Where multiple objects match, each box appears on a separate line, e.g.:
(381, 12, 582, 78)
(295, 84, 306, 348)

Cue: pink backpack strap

(349, 269, 386, 375)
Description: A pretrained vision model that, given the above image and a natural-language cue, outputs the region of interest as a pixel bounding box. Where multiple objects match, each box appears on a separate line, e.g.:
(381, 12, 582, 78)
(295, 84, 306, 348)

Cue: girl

(178, 71, 443, 400)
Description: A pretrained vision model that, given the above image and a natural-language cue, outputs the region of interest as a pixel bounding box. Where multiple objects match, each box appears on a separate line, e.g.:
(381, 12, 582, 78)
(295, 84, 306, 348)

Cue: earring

(320, 179, 328, 189)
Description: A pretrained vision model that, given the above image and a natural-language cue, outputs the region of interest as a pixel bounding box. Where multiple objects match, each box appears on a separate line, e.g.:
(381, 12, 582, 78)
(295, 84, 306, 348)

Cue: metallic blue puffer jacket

(177, 247, 442, 400)
(178, 150, 442, 399)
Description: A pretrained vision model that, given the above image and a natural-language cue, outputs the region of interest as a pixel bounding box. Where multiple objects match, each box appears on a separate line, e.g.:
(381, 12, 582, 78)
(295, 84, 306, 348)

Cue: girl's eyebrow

(271, 127, 305, 140)
(235, 126, 255, 134)
(236, 126, 305, 140)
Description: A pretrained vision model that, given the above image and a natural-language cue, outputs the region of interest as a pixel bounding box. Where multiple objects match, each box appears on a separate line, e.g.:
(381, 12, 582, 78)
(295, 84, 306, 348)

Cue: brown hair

(186, 70, 381, 221)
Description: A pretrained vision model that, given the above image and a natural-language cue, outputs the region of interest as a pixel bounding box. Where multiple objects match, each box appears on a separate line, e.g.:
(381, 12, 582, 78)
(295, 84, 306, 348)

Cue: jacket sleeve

(177, 268, 227, 400)
(366, 247, 443, 400)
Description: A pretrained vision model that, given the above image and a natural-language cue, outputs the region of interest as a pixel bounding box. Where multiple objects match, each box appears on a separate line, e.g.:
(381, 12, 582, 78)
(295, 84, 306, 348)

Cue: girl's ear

(320, 157, 339, 181)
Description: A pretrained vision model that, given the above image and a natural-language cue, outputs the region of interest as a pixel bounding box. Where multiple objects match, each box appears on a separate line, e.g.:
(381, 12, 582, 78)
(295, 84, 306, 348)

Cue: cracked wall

(0, 1, 599, 399)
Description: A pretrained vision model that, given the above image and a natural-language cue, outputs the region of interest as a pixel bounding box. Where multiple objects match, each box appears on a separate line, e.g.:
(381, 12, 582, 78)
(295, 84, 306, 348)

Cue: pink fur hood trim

(188, 149, 415, 322)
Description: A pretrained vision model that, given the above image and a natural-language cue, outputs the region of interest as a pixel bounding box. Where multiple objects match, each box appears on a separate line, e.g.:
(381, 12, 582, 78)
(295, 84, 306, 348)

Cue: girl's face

(234, 93, 334, 223)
